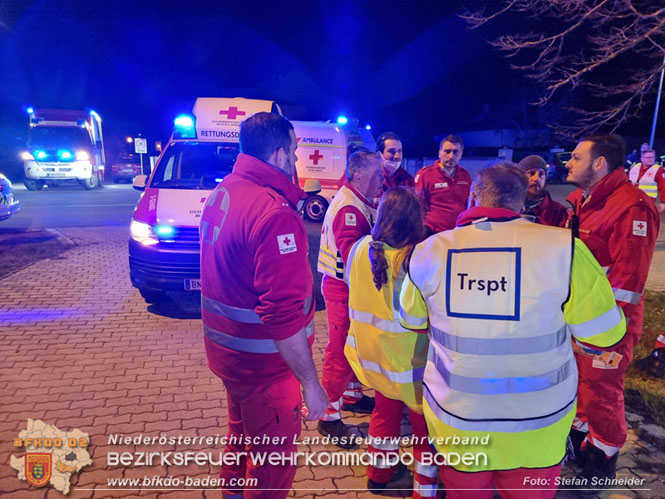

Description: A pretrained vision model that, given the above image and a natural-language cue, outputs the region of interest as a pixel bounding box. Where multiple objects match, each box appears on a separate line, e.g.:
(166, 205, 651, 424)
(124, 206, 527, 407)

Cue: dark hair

(473, 162, 527, 212)
(239, 112, 293, 163)
(376, 132, 402, 153)
(345, 149, 380, 181)
(581, 134, 626, 172)
(369, 187, 424, 291)
(440, 134, 464, 150)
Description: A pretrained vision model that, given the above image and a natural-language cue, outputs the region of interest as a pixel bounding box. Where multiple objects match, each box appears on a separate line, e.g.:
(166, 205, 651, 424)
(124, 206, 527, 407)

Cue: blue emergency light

(337, 115, 348, 125)
(173, 115, 196, 139)
(365, 124, 372, 130)
(58, 150, 73, 160)
(26, 107, 34, 114)
(155, 225, 175, 237)
(35, 150, 48, 160)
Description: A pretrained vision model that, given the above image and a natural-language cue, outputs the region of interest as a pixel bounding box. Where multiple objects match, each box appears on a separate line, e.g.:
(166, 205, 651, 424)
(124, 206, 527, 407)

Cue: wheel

(303, 195, 328, 222)
(80, 173, 99, 190)
(139, 289, 168, 303)
(24, 178, 44, 191)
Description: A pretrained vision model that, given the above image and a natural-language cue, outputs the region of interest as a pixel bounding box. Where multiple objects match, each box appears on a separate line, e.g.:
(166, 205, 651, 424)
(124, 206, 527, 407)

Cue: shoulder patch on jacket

(345, 212, 357, 226)
(277, 233, 297, 254)
(633, 220, 647, 237)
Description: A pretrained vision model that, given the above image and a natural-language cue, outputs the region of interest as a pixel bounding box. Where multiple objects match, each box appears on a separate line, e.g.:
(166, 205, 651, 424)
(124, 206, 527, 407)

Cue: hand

(658, 203, 665, 213)
(301, 382, 328, 421)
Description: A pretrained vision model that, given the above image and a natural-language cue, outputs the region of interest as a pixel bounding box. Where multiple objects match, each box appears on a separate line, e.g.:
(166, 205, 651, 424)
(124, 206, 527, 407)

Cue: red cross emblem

(219, 107, 246, 120)
(309, 150, 324, 165)
(283, 236, 292, 246)
(638, 222, 645, 230)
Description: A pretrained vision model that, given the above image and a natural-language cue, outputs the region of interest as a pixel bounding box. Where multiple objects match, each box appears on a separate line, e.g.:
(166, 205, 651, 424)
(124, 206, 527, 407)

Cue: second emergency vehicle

(128, 97, 282, 303)
(293, 119, 375, 222)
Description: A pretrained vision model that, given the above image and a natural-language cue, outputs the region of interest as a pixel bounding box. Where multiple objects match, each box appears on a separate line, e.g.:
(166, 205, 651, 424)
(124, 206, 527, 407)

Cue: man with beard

(565, 134, 658, 495)
(376, 132, 414, 190)
(517, 155, 568, 227)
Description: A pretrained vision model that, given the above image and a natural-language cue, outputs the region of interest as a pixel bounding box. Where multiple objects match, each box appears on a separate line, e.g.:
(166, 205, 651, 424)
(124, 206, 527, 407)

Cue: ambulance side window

(163, 155, 176, 181)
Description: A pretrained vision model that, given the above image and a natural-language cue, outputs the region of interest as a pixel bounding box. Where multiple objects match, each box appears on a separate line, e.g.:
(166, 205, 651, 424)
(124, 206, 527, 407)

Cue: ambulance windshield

(28, 126, 91, 149)
(151, 142, 238, 189)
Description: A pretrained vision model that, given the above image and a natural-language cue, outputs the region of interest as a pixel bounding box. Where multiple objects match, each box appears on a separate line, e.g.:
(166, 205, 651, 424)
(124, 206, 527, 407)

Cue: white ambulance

(128, 97, 282, 303)
(293, 119, 375, 222)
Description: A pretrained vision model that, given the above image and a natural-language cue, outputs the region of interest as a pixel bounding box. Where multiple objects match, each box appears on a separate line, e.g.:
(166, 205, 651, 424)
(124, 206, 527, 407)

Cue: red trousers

(368, 392, 439, 498)
(440, 464, 561, 499)
(320, 297, 362, 420)
(574, 329, 639, 456)
(220, 375, 302, 498)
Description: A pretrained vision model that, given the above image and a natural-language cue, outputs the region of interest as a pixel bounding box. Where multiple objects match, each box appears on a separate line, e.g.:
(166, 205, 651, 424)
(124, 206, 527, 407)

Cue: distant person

(517, 155, 568, 226)
(628, 148, 665, 212)
(415, 134, 471, 235)
(317, 150, 384, 446)
(376, 132, 415, 190)
(401, 164, 625, 499)
(200, 112, 327, 498)
(565, 134, 659, 493)
(345, 187, 436, 496)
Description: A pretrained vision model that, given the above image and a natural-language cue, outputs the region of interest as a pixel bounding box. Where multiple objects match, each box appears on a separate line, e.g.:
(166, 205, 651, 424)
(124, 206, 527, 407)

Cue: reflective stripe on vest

(346, 335, 425, 384)
(349, 308, 413, 334)
(203, 319, 314, 354)
(318, 185, 376, 281)
(423, 383, 576, 433)
(431, 325, 567, 355)
(433, 354, 575, 395)
(567, 304, 623, 339)
(629, 163, 661, 198)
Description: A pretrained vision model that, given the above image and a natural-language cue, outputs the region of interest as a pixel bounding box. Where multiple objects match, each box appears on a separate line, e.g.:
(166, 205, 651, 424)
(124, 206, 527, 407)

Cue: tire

(80, 174, 99, 190)
(303, 195, 328, 222)
(24, 178, 44, 191)
(139, 289, 168, 303)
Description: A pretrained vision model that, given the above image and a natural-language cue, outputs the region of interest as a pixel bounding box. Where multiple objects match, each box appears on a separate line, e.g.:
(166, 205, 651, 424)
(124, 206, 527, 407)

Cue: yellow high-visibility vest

(400, 218, 625, 471)
(344, 235, 428, 413)
(629, 163, 662, 198)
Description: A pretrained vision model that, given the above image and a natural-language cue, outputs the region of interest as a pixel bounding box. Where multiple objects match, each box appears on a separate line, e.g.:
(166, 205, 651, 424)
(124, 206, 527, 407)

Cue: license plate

(46, 173, 66, 178)
(184, 279, 201, 291)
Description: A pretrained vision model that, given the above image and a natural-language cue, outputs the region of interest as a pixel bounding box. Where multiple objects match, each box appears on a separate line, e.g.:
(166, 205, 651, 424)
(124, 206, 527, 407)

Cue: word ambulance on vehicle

(293, 118, 375, 222)
(128, 97, 283, 303)
(21, 108, 106, 190)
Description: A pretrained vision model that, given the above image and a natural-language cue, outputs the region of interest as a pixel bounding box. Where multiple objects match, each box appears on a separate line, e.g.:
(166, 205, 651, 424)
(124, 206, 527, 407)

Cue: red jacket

(322, 181, 375, 303)
(566, 168, 659, 338)
(383, 166, 415, 190)
(200, 153, 315, 383)
(525, 190, 569, 227)
(415, 161, 471, 233)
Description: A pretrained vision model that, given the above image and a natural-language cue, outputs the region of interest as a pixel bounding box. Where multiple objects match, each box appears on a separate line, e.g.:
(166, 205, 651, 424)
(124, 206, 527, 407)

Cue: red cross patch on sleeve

(633, 220, 647, 237)
(277, 233, 297, 254)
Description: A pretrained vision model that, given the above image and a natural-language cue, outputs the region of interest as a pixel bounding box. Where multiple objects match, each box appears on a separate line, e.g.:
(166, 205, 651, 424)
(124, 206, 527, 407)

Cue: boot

(317, 420, 358, 449)
(341, 394, 376, 414)
(565, 428, 588, 467)
(367, 462, 410, 495)
(573, 442, 618, 497)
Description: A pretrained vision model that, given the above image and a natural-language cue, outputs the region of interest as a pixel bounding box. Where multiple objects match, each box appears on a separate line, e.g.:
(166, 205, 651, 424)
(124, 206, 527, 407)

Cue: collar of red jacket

(434, 160, 460, 179)
(344, 180, 378, 209)
(456, 206, 520, 226)
(231, 153, 306, 207)
(567, 167, 630, 210)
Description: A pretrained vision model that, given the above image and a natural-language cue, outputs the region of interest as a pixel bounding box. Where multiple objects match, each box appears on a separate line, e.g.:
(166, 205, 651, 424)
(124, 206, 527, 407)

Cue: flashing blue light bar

(365, 124, 372, 130)
(155, 225, 175, 237)
(58, 150, 73, 160)
(337, 115, 348, 125)
(173, 114, 196, 139)
(174, 115, 194, 128)
(35, 150, 47, 160)
(89, 110, 100, 119)
(26, 107, 34, 114)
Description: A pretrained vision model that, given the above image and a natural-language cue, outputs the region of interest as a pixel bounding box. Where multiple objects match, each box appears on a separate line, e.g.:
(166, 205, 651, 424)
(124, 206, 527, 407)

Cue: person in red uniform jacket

(200, 112, 328, 499)
(565, 134, 659, 494)
(415, 134, 471, 235)
(629, 148, 665, 213)
(516, 155, 568, 227)
(317, 150, 385, 446)
(376, 132, 415, 190)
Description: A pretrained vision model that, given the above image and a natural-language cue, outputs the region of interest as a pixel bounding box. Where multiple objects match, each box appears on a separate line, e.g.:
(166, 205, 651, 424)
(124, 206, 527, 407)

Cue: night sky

(1, 0, 661, 164)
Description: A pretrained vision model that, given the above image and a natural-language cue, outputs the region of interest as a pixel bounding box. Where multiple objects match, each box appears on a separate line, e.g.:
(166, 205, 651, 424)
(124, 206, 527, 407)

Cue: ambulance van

(293, 120, 375, 222)
(128, 97, 282, 303)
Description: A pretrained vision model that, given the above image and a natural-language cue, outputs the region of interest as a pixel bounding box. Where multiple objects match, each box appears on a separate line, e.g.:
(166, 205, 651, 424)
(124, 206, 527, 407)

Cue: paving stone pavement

(0, 225, 664, 498)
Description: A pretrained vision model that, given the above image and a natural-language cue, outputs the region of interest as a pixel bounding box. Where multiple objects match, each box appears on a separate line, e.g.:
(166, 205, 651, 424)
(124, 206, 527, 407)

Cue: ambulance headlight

(130, 220, 158, 245)
(75, 151, 89, 161)
(21, 151, 34, 160)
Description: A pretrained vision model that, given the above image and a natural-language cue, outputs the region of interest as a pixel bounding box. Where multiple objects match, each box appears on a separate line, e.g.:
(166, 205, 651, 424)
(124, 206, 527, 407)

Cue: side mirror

(133, 174, 148, 191)
(303, 178, 322, 195)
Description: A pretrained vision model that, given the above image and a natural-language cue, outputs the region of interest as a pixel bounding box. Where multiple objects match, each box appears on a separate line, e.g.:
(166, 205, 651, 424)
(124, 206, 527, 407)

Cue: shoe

(565, 428, 588, 467)
(367, 462, 410, 495)
(341, 395, 375, 414)
(317, 420, 358, 449)
(572, 443, 619, 498)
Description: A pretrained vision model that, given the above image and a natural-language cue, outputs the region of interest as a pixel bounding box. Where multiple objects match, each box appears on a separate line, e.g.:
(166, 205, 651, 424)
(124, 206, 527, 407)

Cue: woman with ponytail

(345, 187, 436, 498)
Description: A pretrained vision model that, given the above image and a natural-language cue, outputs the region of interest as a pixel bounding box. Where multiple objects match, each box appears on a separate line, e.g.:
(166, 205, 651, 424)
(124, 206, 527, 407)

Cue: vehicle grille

(130, 255, 200, 278)
(158, 227, 200, 249)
